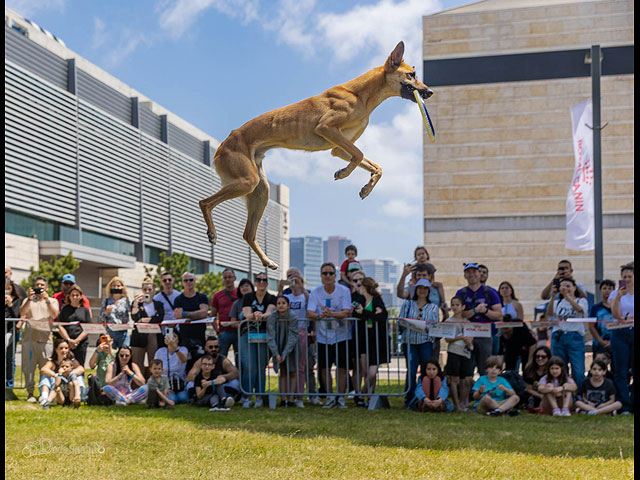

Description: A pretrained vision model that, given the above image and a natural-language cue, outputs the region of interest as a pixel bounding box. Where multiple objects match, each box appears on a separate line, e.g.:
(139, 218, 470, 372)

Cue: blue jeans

(610, 327, 634, 412)
(219, 330, 239, 365)
(551, 330, 585, 384)
(166, 389, 191, 404)
(406, 342, 433, 404)
(239, 333, 269, 396)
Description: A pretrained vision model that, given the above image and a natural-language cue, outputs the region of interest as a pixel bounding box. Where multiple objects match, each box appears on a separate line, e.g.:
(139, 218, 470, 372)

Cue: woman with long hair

(229, 278, 255, 408)
(38, 338, 85, 407)
(57, 285, 91, 366)
(523, 345, 552, 412)
(130, 277, 165, 377)
(353, 277, 389, 403)
(99, 277, 131, 349)
(498, 281, 524, 320)
(103, 345, 147, 405)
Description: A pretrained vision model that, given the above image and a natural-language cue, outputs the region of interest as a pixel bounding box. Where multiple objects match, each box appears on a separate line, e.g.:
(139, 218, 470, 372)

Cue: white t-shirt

(307, 284, 352, 344)
(551, 297, 589, 335)
(154, 346, 188, 381)
(154, 290, 181, 321)
(285, 292, 308, 329)
(608, 289, 634, 320)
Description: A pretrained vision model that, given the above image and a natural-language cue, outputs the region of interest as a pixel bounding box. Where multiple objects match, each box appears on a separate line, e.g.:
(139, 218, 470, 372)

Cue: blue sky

(7, 0, 470, 265)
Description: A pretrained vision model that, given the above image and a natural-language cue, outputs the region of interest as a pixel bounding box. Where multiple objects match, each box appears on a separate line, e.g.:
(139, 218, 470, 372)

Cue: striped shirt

(399, 300, 439, 345)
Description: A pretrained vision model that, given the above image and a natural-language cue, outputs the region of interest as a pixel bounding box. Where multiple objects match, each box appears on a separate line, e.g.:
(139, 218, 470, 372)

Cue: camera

(143, 294, 151, 302)
(99, 335, 109, 344)
(33, 287, 43, 295)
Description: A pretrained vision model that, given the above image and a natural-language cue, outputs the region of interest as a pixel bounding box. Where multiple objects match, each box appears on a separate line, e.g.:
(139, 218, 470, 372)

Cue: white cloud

(5, 0, 66, 18)
(380, 198, 420, 218)
(92, 17, 108, 50)
(104, 30, 151, 68)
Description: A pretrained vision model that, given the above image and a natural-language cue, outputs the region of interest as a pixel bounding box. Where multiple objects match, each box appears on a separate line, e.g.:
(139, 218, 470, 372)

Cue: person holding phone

(608, 262, 634, 414)
(19, 276, 59, 403)
(99, 277, 131, 349)
(130, 277, 165, 378)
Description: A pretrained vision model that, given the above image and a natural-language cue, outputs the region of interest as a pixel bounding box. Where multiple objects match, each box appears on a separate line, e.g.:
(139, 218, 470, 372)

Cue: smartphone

(5, 289, 11, 297)
(619, 279, 627, 290)
(166, 327, 174, 340)
(553, 278, 561, 290)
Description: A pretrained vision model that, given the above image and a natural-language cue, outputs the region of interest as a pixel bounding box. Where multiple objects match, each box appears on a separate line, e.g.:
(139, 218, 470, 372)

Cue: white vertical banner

(566, 99, 595, 251)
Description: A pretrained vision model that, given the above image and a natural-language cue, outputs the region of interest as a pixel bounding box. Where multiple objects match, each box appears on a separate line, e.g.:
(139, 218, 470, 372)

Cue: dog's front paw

(334, 168, 349, 180)
(207, 231, 217, 245)
(263, 259, 279, 270)
(359, 185, 372, 199)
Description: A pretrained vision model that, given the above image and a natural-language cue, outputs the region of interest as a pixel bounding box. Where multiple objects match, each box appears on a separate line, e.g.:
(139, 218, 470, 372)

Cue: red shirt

(211, 288, 238, 332)
(53, 291, 92, 316)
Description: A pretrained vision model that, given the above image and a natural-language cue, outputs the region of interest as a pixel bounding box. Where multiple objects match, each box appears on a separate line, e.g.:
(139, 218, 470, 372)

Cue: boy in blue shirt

(472, 356, 520, 416)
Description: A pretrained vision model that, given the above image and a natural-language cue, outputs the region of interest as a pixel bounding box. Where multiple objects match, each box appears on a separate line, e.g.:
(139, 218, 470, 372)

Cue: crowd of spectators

(4, 250, 634, 416)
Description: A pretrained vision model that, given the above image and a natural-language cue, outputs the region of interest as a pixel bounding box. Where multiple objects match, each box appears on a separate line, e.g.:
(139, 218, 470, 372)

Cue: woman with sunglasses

(229, 279, 255, 407)
(398, 278, 440, 408)
(130, 277, 165, 377)
(240, 274, 276, 408)
(523, 346, 552, 412)
(99, 277, 131, 349)
(103, 346, 147, 406)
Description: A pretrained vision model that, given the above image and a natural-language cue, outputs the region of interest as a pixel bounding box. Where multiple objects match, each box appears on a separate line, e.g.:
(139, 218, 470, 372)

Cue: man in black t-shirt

(497, 321, 537, 371)
(174, 272, 209, 371)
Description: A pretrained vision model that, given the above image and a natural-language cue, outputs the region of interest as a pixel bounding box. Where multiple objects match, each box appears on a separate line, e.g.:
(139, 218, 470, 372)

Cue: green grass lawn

(5, 387, 633, 480)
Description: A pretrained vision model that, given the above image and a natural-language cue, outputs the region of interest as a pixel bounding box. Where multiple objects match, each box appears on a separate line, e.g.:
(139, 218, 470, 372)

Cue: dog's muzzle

(401, 83, 433, 102)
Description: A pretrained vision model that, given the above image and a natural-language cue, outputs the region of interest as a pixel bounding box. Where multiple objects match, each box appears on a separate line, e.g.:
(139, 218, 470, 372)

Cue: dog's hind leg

(243, 167, 279, 270)
(330, 147, 382, 199)
(199, 150, 260, 245)
(315, 123, 365, 181)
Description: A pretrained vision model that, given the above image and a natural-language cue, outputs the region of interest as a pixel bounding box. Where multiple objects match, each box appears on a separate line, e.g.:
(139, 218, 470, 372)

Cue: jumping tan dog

(200, 41, 433, 270)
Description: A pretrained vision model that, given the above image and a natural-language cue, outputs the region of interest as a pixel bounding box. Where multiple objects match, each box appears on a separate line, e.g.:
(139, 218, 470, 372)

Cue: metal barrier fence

(236, 317, 409, 408)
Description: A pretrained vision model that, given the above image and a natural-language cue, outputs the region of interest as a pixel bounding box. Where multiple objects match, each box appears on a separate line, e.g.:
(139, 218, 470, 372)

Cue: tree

(144, 251, 193, 292)
(20, 252, 80, 295)
(195, 271, 223, 303)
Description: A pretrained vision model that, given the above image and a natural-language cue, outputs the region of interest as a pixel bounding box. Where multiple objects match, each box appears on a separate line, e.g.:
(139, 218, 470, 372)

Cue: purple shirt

(455, 285, 501, 323)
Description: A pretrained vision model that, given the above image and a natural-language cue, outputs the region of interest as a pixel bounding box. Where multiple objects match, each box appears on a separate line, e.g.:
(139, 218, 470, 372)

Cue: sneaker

(486, 408, 502, 416)
(242, 398, 252, 408)
(294, 399, 305, 408)
(209, 405, 230, 412)
(552, 408, 562, 416)
(41, 400, 51, 409)
(588, 410, 598, 415)
(254, 397, 263, 408)
(561, 408, 571, 417)
(27, 395, 37, 403)
(610, 410, 617, 416)
(322, 398, 337, 409)
(309, 397, 322, 406)
(222, 397, 235, 409)
(115, 400, 127, 407)
(337, 397, 347, 409)
(578, 409, 589, 415)
(347, 390, 356, 400)
(355, 397, 366, 408)
(507, 409, 520, 417)
(620, 411, 631, 415)
(39, 396, 48, 407)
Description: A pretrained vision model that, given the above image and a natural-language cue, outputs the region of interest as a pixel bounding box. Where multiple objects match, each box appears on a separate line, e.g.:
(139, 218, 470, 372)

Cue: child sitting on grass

(592, 351, 614, 380)
(537, 356, 577, 416)
(194, 354, 235, 411)
(413, 359, 453, 412)
(575, 359, 622, 415)
(42, 359, 80, 409)
(147, 359, 175, 409)
(471, 356, 520, 416)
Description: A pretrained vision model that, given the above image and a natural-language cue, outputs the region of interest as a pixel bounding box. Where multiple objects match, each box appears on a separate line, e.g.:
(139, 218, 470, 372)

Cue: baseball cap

(62, 273, 76, 283)
(414, 279, 431, 289)
(347, 262, 362, 272)
(463, 262, 479, 271)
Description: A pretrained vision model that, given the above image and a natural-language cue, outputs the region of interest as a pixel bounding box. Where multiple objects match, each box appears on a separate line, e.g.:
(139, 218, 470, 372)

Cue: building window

(81, 230, 135, 257)
(189, 258, 211, 275)
(144, 246, 167, 265)
(5, 210, 59, 241)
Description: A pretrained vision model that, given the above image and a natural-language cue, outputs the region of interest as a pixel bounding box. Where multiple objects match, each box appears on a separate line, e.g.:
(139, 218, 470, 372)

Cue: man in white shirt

(153, 272, 181, 336)
(306, 263, 351, 409)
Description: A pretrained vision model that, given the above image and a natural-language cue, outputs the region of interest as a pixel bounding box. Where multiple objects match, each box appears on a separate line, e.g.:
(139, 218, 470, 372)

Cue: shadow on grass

(7, 392, 633, 460)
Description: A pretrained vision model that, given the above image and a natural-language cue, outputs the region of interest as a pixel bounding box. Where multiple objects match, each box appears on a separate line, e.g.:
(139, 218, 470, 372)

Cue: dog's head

(384, 41, 433, 102)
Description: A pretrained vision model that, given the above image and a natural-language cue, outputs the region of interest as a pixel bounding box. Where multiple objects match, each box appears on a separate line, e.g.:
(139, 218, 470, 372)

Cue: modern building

(289, 236, 323, 290)
(4, 7, 289, 296)
(323, 235, 352, 266)
(421, 0, 634, 318)
(359, 259, 402, 310)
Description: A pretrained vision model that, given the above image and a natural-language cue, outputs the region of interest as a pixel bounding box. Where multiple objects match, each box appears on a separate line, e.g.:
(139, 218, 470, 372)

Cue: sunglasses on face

(63, 282, 74, 286)
(162, 278, 173, 283)
(182, 278, 194, 283)
(206, 345, 219, 350)
(201, 363, 213, 367)
(321, 271, 336, 276)
(255, 278, 268, 283)
(119, 354, 130, 358)
(535, 355, 548, 359)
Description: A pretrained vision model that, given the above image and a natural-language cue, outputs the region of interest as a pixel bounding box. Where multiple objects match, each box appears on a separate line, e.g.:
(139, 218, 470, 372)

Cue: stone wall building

(422, 0, 633, 318)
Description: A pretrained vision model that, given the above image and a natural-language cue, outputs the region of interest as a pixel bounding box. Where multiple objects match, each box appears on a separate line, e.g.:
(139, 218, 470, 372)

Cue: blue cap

(463, 262, 479, 271)
(62, 273, 76, 283)
(414, 279, 431, 289)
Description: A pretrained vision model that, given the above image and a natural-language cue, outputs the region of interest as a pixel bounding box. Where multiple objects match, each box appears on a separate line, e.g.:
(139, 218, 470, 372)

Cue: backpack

(500, 370, 527, 406)
(459, 285, 495, 310)
(86, 374, 113, 406)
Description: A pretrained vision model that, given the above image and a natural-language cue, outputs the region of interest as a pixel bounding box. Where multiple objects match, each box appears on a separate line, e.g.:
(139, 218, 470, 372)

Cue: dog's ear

(385, 41, 404, 72)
